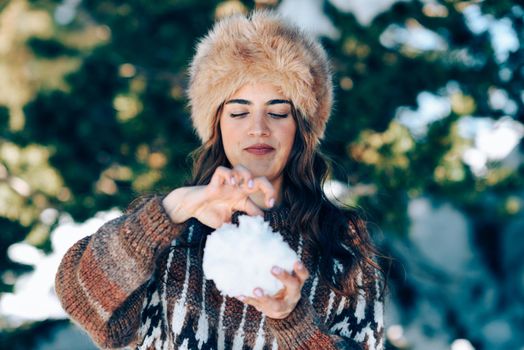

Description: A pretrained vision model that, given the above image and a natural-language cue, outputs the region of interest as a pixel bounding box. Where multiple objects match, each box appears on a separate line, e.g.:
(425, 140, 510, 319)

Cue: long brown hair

(187, 104, 385, 299)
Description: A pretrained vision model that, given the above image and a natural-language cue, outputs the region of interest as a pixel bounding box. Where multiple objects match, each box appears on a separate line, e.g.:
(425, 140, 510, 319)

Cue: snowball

(203, 215, 298, 298)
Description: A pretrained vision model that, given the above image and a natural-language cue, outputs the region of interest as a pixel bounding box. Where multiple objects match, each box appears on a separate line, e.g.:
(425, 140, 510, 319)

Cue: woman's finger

(251, 177, 276, 207)
(240, 197, 264, 217)
(230, 175, 275, 208)
(229, 166, 275, 208)
(238, 289, 279, 308)
(236, 295, 260, 309)
(209, 166, 233, 187)
(293, 261, 310, 286)
(271, 266, 301, 297)
(231, 164, 253, 188)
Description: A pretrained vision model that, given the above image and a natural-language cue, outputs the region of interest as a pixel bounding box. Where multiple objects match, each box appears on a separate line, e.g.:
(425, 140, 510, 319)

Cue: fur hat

(187, 10, 333, 145)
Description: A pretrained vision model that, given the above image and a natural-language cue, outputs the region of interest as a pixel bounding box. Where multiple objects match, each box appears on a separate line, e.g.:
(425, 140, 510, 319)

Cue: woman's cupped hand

(237, 260, 310, 320)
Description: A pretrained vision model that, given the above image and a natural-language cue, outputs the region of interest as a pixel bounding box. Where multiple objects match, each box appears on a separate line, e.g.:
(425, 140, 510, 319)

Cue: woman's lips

(244, 144, 275, 155)
(246, 148, 274, 155)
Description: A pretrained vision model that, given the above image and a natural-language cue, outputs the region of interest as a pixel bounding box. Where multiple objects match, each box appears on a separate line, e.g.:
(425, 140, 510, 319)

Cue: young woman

(55, 10, 385, 350)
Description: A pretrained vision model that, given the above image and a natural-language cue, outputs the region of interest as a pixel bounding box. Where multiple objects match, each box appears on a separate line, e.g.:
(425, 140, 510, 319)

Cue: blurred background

(0, 0, 522, 349)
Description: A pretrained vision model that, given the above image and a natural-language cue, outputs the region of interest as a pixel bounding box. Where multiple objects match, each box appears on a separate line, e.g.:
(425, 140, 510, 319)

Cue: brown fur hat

(187, 10, 333, 145)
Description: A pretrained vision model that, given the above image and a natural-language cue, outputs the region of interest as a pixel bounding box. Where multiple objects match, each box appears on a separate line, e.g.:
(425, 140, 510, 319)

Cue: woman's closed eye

(230, 112, 249, 118)
(229, 112, 289, 118)
(268, 112, 288, 118)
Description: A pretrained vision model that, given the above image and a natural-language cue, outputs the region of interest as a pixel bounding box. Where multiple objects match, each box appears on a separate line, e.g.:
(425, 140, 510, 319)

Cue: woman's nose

(248, 112, 270, 136)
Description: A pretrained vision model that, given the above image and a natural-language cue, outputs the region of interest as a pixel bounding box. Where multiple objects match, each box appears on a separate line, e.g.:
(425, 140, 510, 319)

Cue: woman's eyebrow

(225, 99, 251, 105)
(224, 99, 291, 105)
(266, 99, 291, 106)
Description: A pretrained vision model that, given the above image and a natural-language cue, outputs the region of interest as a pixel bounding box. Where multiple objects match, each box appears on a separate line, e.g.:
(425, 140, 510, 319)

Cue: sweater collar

(263, 204, 290, 231)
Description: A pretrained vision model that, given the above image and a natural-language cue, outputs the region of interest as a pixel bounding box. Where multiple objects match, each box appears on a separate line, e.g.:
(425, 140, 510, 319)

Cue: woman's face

(219, 83, 297, 184)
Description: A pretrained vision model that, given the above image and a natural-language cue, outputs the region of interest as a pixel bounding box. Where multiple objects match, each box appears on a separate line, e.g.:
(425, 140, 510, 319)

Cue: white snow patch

(0, 209, 122, 325)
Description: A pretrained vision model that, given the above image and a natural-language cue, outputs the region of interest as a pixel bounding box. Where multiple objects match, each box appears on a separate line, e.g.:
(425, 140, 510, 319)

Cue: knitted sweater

(55, 196, 384, 350)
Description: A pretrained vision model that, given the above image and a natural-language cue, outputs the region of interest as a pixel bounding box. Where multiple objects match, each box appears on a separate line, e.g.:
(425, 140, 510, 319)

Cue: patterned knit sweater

(55, 196, 384, 350)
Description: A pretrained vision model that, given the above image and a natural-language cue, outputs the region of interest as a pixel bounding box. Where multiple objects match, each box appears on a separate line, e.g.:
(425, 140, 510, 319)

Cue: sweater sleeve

(54, 196, 187, 349)
(266, 272, 385, 350)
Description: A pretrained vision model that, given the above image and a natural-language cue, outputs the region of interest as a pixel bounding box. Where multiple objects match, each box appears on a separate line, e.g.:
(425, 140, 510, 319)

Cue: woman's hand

(236, 261, 310, 319)
(162, 164, 276, 228)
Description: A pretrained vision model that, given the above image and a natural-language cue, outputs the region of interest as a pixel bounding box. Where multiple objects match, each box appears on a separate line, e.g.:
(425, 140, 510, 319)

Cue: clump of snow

(203, 215, 298, 298)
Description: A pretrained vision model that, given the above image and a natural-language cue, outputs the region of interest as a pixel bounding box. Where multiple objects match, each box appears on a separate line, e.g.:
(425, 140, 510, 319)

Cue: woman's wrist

(162, 187, 194, 224)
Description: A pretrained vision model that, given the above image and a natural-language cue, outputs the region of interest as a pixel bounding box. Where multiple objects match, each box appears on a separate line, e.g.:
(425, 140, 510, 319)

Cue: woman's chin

(250, 170, 272, 179)
(230, 161, 282, 182)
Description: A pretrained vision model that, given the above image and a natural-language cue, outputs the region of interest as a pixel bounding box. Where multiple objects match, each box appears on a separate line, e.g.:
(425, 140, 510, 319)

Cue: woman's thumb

(241, 198, 264, 217)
